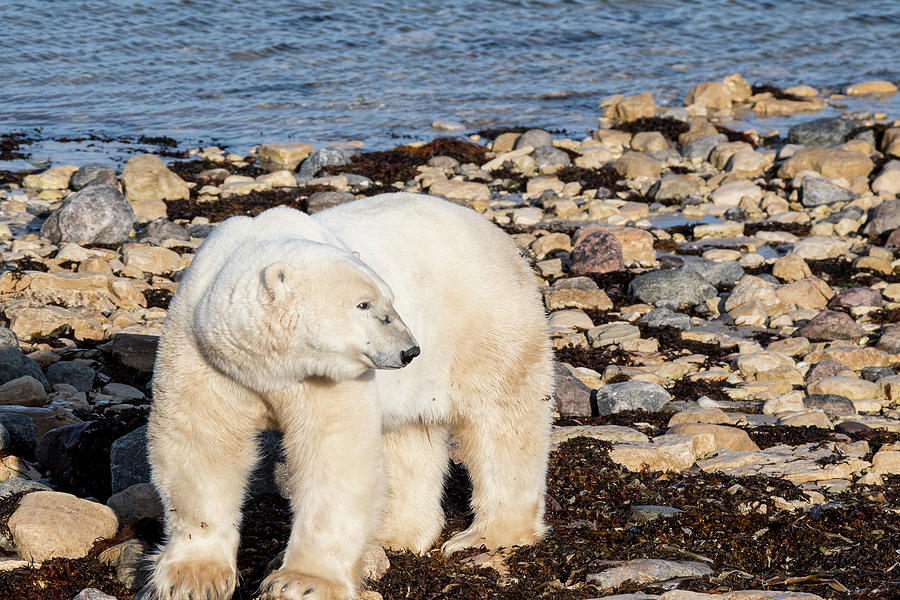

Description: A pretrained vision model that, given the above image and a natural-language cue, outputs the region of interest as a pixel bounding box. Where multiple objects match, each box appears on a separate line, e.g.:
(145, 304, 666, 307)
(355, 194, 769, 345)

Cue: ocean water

(2, 0, 898, 166)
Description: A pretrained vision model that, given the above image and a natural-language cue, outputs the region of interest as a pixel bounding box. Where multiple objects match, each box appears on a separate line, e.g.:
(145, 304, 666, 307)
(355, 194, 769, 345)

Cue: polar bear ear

(261, 262, 295, 303)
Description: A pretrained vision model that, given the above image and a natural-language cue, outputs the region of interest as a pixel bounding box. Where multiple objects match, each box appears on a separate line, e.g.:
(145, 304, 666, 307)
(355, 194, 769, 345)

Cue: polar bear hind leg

(376, 422, 450, 553)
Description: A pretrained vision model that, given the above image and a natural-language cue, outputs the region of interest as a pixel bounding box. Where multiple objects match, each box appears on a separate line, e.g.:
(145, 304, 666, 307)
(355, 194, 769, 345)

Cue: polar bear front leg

(376, 422, 449, 553)
(261, 378, 383, 600)
(147, 378, 267, 600)
(441, 400, 553, 554)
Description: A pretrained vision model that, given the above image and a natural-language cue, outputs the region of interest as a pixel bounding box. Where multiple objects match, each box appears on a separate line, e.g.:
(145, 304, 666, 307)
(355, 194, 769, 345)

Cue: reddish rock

(827, 287, 883, 310)
(569, 230, 624, 276)
(796, 310, 865, 341)
(806, 359, 853, 384)
(877, 324, 900, 353)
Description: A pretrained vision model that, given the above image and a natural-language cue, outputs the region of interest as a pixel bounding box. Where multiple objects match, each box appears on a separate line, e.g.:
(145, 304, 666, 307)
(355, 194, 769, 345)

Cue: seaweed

(555, 165, 626, 192)
(751, 84, 807, 103)
(612, 117, 690, 143)
(165, 188, 309, 222)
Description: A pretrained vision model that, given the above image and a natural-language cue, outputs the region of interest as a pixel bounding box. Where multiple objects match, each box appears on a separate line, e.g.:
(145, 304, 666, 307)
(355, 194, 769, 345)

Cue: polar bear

(146, 193, 554, 600)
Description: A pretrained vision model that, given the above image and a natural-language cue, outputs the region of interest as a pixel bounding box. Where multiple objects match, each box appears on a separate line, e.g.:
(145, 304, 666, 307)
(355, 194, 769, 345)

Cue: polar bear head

(193, 239, 419, 393)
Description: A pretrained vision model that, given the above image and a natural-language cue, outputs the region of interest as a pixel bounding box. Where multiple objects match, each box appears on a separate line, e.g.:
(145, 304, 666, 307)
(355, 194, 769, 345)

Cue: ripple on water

(0, 0, 898, 166)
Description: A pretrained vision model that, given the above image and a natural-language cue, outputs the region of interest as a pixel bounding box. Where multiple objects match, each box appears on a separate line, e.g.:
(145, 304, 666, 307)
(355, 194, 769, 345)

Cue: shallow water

(2, 0, 898, 165)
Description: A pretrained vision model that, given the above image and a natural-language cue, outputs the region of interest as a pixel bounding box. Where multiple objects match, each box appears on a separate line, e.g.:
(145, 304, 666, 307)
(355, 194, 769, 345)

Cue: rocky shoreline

(1, 73, 900, 599)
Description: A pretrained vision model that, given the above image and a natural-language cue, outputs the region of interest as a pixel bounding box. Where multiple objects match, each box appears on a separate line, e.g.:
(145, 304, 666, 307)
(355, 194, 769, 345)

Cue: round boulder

(40, 184, 134, 245)
(628, 269, 718, 309)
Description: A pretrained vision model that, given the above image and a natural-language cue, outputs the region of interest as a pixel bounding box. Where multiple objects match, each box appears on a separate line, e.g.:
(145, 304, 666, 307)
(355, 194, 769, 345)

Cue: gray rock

(99, 538, 150, 590)
(531, 145, 571, 170)
(862, 366, 894, 382)
(46, 361, 95, 393)
(801, 177, 857, 207)
(804, 394, 856, 417)
(40, 184, 134, 245)
(864, 199, 900, 237)
(101, 383, 146, 403)
(0, 413, 37, 455)
(0, 477, 51, 501)
(307, 191, 356, 214)
(586, 558, 712, 589)
(106, 483, 163, 526)
(514, 129, 553, 149)
(36, 421, 90, 476)
(296, 148, 357, 181)
(187, 223, 216, 238)
(683, 260, 744, 286)
(637, 308, 692, 330)
(629, 505, 684, 523)
(552, 363, 594, 417)
(73, 587, 119, 600)
(628, 268, 718, 309)
(143, 218, 190, 242)
(821, 205, 865, 224)
(850, 128, 877, 147)
(551, 276, 599, 291)
(0, 327, 19, 349)
(681, 133, 728, 161)
(110, 426, 151, 495)
(787, 117, 856, 147)
(648, 148, 682, 163)
(71, 164, 118, 191)
(797, 310, 865, 342)
(595, 381, 670, 415)
(344, 173, 374, 191)
(0, 346, 49, 390)
(111, 333, 159, 372)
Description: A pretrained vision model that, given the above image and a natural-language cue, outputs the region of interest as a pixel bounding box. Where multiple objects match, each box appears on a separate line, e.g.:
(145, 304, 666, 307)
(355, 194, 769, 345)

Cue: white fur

(146, 194, 554, 600)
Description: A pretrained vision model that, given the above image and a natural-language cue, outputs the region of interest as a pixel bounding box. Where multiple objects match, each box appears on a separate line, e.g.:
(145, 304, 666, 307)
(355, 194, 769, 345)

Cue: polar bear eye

(357, 302, 371, 310)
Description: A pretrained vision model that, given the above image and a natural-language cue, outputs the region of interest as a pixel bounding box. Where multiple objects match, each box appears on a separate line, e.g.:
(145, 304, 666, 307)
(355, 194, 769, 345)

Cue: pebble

(594, 381, 671, 415)
(786, 117, 856, 147)
(71, 164, 118, 190)
(613, 151, 663, 180)
(796, 309, 865, 341)
(0, 376, 49, 407)
(628, 269, 717, 309)
(256, 142, 313, 171)
(802, 393, 857, 417)
(569, 229, 623, 275)
(8, 491, 118, 562)
(122, 153, 190, 201)
(586, 558, 713, 589)
(73, 588, 119, 600)
(609, 433, 716, 472)
(667, 423, 760, 451)
(800, 176, 856, 207)
(552, 363, 594, 417)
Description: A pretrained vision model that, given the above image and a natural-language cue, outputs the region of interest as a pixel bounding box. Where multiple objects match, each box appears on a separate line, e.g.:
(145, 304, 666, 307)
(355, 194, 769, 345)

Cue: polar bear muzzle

(364, 309, 420, 369)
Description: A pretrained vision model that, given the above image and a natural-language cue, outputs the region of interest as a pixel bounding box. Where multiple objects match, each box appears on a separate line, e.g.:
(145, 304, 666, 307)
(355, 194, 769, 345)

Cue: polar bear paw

(259, 570, 350, 600)
(440, 524, 540, 555)
(149, 557, 236, 600)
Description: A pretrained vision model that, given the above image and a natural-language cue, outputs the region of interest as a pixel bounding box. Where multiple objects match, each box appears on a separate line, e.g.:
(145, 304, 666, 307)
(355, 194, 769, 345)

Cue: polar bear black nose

(400, 346, 420, 366)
